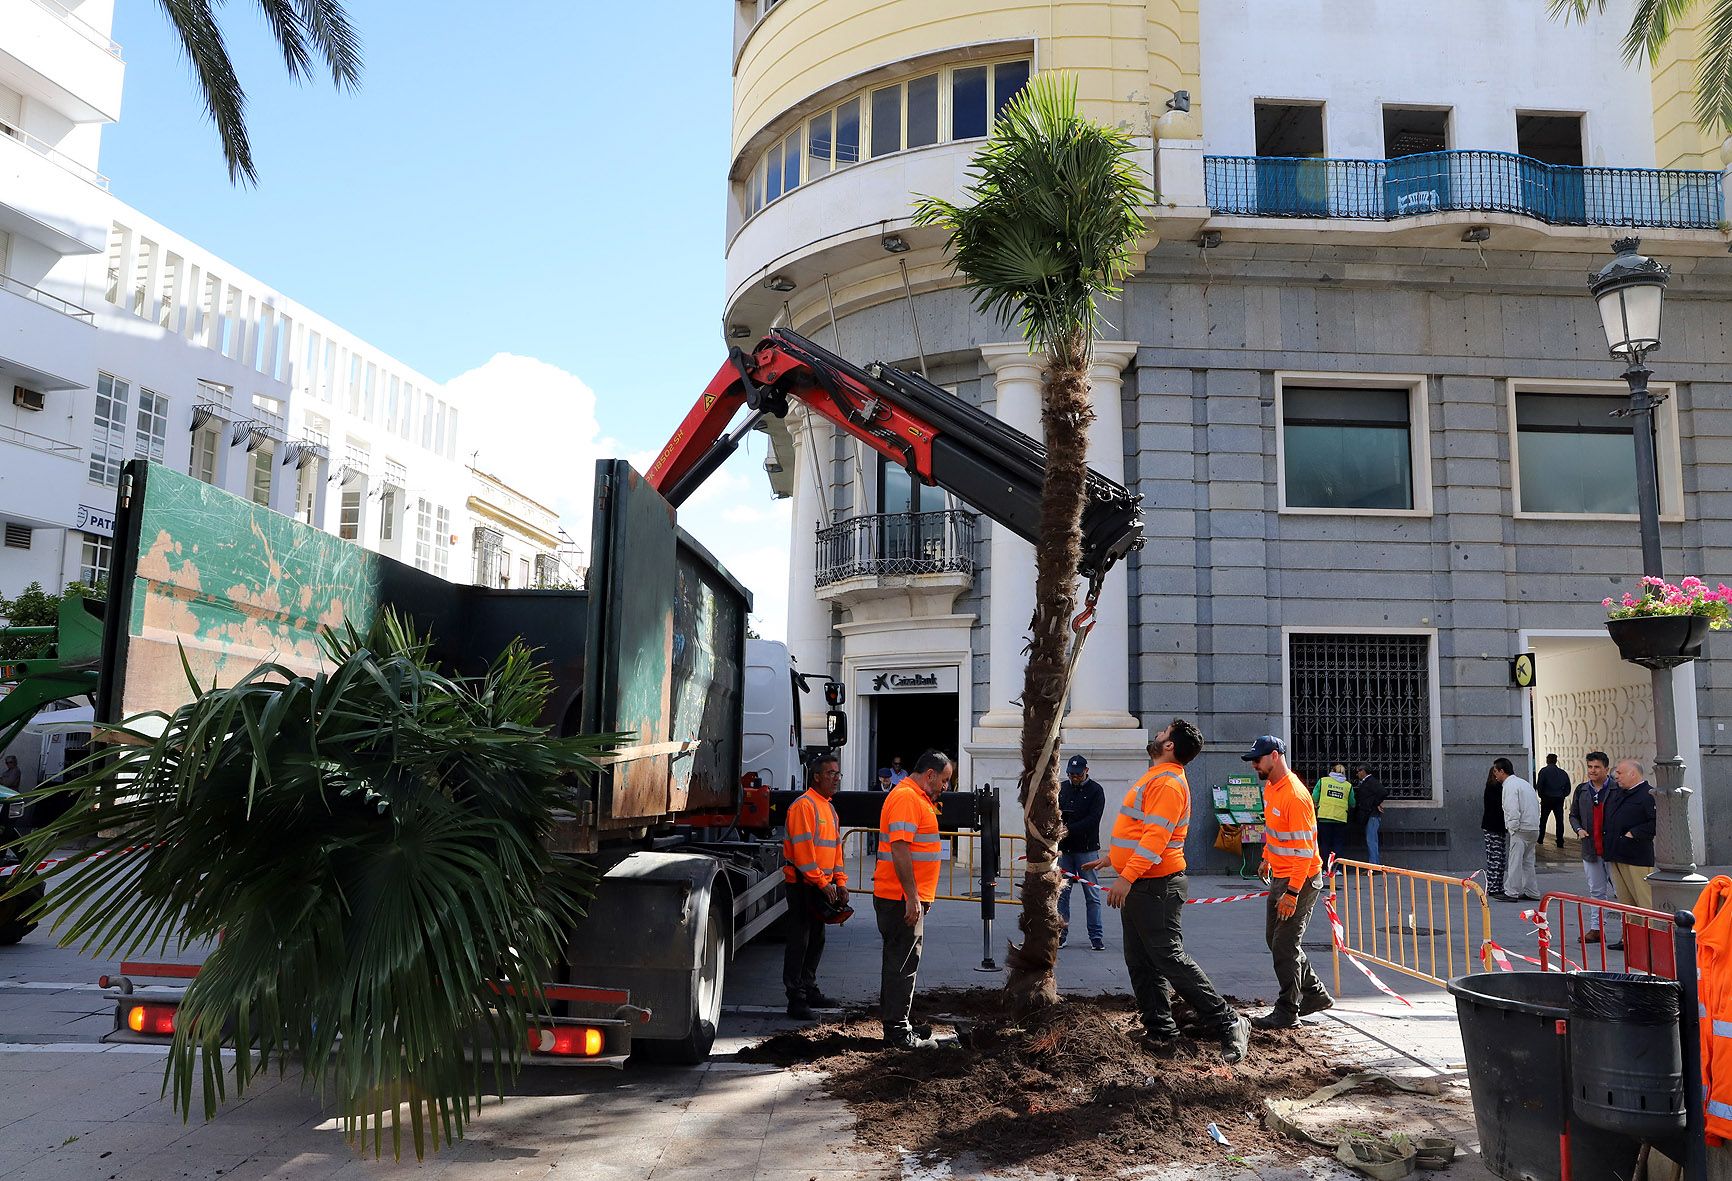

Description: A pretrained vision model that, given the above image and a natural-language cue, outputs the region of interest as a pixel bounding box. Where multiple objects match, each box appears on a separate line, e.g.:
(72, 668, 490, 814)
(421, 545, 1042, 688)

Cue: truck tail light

(527, 1026, 604, 1057)
(126, 1003, 177, 1036)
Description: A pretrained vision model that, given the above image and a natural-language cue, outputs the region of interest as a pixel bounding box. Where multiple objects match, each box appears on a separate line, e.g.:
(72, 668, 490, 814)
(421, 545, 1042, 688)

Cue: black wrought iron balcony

(1202, 150, 1722, 229)
(814, 510, 977, 588)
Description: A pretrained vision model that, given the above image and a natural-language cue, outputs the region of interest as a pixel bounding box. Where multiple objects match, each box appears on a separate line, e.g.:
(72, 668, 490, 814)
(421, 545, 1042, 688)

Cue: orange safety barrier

(1533, 890, 1676, 978)
(1330, 858, 1497, 991)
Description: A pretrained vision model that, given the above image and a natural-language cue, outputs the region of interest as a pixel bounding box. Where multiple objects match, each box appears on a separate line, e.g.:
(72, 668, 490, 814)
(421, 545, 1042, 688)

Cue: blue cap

(1241, 735, 1287, 761)
(877, 767, 893, 778)
(1066, 754, 1089, 774)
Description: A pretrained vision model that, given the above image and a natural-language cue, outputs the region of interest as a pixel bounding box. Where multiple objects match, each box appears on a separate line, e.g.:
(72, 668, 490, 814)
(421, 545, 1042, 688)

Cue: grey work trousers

(1265, 877, 1330, 1019)
(1121, 873, 1234, 1038)
(874, 895, 928, 1036)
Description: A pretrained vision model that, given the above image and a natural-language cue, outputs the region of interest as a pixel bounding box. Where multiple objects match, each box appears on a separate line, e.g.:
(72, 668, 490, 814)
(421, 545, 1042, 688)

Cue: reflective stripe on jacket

(1107, 761, 1189, 882)
(782, 788, 847, 888)
(1262, 770, 1323, 891)
(1693, 874, 1732, 1144)
(1314, 774, 1353, 824)
(873, 782, 942, 902)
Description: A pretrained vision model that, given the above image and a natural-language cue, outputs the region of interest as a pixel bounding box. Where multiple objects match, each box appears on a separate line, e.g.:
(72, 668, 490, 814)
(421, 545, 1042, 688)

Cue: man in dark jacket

(1351, 765, 1390, 864)
(1569, 752, 1618, 945)
(1605, 758, 1658, 914)
(1535, 754, 1572, 849)
(1058, 754, 1106, 951)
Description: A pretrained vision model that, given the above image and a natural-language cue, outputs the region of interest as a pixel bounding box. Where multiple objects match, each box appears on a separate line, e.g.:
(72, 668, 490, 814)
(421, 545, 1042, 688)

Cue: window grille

(1288, 632, 1433, 801)
(473, 527, 503, 587)
(535, 553, 558, 587)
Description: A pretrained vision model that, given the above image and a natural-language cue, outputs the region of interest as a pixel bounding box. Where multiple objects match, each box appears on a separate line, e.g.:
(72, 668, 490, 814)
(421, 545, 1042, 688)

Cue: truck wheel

(638, 901, 726, 1065)
(0, 881, 42, 945)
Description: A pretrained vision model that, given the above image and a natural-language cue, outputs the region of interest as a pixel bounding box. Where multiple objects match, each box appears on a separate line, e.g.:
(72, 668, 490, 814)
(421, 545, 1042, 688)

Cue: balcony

(814, 509, 977, 616)
(0, 273, 93, 391)
(0, 118, 109, 253)
(0, 0, 125, 124)
(1202, 151, 1722, 230)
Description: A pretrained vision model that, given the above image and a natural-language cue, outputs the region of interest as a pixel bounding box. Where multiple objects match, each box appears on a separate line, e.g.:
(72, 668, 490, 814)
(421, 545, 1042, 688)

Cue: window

(474, 527, 504, 587)
(378, 489, 395, 541)
(249, 444, 274, 506)
(192, 426, 220, 484)
(1517, 113, 1584, 166)
(1255, 102, 1325, 157)
(746, 59, 1030, 216)
(434, 402, 448, 455)
(1279, 381, 1423, 512)
(340, 488, 362, 539)
(363, 363, 376, 421)
(1514, 390, 1656, 516)
(519, 557, 531, 587)
(416, 500, 451, 576)
(79, 533, 111, 585)
(387, 376, 400, 430)
(446, 408, 459, 460)
(296, 463, 319, 524)
(421, 394, 434, 449)
(1383, 107, 1449, 157)
(877, 454, 941, 562)
(89, 373, 130, 487)
(1288, 632, 1435, 802)
(134, 390, 168, 463)
(415, 498, 435, 570)
(434, 506, 451, 577)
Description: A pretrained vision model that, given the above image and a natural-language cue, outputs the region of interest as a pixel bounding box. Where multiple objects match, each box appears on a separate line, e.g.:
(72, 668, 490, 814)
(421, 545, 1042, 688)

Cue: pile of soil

(740, 989, 1347, 1177)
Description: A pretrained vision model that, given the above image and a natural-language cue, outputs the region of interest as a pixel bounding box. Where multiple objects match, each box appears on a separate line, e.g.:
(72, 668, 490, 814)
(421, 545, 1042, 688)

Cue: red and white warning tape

(1486, 940, 1516, 972)
(0, 845, 151, 879)
(1027, 857, 1269, 906)
(1323, 889, 1412, 1007)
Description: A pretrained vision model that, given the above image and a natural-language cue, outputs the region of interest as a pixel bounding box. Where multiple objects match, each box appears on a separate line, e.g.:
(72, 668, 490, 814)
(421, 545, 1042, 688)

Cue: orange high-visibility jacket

(782, 788, 847, 889)
(873, 781, 942, 903)
(1693, 874, 1732, 1144)
(1262, 769, 1323, 893)
(1107, 761, 1190, 882)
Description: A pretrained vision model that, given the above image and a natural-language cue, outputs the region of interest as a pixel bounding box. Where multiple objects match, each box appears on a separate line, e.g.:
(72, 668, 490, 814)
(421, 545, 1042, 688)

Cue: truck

(46, 328, 1146, 1064)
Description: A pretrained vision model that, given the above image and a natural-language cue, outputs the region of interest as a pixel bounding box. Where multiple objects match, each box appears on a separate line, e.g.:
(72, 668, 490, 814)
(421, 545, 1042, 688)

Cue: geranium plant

(1604, 576, 1732, 629)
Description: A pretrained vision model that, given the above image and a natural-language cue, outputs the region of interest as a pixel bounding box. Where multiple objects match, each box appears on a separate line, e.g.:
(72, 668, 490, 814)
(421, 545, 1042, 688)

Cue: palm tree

(153, 0, 363, 184)
(5, 614, 607, 1158)
(914, 73, 1147, 1012)
(1551, 0, 1731, 130)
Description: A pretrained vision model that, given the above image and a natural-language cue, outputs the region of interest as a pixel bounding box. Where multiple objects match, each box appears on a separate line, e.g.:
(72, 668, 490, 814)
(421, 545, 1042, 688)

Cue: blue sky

(101, 1, 795, 633)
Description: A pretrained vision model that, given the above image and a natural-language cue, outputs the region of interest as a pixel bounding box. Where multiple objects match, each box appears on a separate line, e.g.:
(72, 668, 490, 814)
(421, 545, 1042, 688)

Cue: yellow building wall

(733, 0, 1201, 161)
(1650, 13, 1724, 170)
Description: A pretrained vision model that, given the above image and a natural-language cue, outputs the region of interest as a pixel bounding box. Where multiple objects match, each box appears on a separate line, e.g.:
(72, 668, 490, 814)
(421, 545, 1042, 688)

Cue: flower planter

(1605, 614, 1711, 669)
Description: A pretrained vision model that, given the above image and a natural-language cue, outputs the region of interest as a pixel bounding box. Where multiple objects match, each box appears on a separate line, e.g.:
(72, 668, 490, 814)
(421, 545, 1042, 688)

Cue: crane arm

(646, 329, 1144, 580)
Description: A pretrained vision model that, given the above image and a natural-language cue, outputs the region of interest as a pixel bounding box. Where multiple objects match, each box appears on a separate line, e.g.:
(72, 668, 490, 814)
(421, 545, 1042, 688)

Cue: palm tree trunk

(1004, 330, 1093, 1014)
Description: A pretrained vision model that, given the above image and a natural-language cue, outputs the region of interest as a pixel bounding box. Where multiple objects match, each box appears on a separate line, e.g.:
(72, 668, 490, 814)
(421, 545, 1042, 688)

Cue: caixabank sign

(856, 666, 958, 695)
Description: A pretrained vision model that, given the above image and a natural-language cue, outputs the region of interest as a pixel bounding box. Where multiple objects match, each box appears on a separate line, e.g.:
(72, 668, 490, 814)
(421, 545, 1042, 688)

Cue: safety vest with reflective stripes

(1692, 874, 1732, 1144)
(1262, 770, 1323, 892)
(873, 781, 943, 903)
(782, 788, 847, 889)
(1107, 761, 1189, 882)
(1314, 774, 1353, 825)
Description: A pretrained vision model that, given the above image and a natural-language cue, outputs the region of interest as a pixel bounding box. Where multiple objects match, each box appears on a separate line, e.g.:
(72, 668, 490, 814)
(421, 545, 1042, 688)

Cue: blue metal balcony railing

(1203, 150, 1722, 229)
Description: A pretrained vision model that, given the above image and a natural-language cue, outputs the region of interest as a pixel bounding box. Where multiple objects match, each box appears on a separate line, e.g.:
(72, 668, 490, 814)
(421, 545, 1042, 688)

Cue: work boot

(806, 990, 842, 1009)
(1298, 993, 1335, 1017)
(883, 1029, 936, 1050)
(1219, 1015, 1250, 1064)
(787, 998, 815, 1021)
(1251, 1010, 1298, 1031)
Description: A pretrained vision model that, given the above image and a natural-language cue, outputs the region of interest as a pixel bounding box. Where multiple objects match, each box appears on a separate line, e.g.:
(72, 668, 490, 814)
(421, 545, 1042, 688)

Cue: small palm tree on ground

(914, 72, 1148, 1013)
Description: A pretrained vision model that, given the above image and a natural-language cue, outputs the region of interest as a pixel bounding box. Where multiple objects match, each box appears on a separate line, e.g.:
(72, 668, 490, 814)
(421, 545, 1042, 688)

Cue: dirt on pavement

(740, 989, 1346, 1177)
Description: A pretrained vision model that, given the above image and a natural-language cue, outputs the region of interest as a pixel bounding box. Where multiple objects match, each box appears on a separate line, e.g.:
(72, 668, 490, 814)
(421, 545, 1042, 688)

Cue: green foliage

(1550, 0, 1732, 130)
(912, 72, 1149, 365)
(6, 612, 609, 1157)
(0, 581, 104, 662)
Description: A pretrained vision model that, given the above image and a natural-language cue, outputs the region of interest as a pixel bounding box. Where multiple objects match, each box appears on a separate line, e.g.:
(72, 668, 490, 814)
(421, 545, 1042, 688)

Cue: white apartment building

(0, 0, 506, 598)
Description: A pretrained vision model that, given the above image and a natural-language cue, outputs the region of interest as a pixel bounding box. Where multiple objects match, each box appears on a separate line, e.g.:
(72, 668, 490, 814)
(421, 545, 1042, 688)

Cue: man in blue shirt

(1058, 754, 1107, 951)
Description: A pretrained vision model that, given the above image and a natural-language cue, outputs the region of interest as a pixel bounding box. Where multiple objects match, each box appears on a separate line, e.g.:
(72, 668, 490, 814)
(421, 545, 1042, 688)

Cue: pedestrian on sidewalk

(782, 751, 850, 1019)
(1312, 763, 1354, 869)
(873, 750, 952, 1049)
(1570, 752, 1619, 945)
(1057, 754, 1106, 951)
(1605, 758, 1657, 916)
(1494, 758, 1541, 902)
(1481, 769, 1508, 897)
(1082, 720, 1250, 1063)
(1244, 735, 1333, 1031)
(1351, 764, 1389, 865)
(1536, 753, 1572, 849)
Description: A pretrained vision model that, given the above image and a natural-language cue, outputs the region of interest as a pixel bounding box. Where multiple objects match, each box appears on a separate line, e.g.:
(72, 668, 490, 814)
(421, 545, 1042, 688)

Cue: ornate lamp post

(1587, 237, 1707, 914)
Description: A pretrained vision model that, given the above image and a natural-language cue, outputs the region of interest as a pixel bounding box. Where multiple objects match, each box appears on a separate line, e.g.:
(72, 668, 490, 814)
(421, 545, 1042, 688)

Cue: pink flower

(1643, 576, 1667, 587)
(1683, 576, 1704, 589)
(1603, 598, 1615, 607)
(1622, 594, 1639, 607)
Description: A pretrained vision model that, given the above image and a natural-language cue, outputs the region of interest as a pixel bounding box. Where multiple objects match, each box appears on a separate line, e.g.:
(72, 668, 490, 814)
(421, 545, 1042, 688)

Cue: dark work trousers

(874, 894, 927, 1036)
(1317, 821, 1348, 869)
(1121, 873, 1234, 1038)
(1539, 797, 1567, 846)
(1264, 877, 1330, 1020)
(782, 881, 827, 1002)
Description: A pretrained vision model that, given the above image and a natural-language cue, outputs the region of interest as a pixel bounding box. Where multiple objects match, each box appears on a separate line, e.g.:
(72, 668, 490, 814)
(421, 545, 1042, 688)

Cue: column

(784, 412, 834, 739)
(976, 344, 1042, 730)
(1066, 342, 1141, 731)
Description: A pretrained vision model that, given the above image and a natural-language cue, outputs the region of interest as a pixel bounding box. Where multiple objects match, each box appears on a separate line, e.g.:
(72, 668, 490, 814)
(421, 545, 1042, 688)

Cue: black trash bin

(1566, 972, 1686, 1138)
(1449, 971, 1641, 1181)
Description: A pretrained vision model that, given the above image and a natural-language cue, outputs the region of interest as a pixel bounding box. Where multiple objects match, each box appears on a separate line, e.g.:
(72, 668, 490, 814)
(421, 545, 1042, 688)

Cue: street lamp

(1587, 237, 1706, 912)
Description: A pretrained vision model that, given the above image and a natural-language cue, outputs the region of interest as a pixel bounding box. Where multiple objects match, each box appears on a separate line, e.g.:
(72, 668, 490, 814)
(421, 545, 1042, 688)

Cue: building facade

(467, 466, 585, 590)
(728, 0, 1732, 868)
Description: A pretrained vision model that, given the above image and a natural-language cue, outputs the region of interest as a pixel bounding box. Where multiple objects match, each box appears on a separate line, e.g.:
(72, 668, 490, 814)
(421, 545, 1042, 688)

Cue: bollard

(975, 784, 1000, 972)
(1674, 910, 1708, 1181)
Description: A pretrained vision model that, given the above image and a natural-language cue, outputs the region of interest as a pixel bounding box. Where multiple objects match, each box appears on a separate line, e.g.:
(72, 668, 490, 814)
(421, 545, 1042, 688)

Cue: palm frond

(1549, 0, 1732, 130)
(912, 72, 1148, 361)
(5, 611, 606, 1157)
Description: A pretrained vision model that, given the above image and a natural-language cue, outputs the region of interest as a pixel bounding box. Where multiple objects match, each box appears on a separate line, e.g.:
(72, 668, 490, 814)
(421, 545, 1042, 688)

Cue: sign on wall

(75, 503, 115, 537)
(1510, 651, 1537, 689)
(856, 666, 959, 696)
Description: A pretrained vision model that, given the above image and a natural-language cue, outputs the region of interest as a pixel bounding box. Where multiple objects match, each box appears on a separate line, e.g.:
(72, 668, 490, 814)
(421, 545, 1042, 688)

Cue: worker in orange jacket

(873, 750, 952, 1049)
(782, 751, 848, 1020)
(1244, 735, 1334, 1030)
(1693, 874, 1732, 1143)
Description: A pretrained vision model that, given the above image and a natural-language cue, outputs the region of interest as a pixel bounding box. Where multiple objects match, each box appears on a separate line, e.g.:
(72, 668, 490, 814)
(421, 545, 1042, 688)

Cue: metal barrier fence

(1329, 858, 1496, 991)
(1534, 889, 1676, 978)
(839, 827, 1025, 904)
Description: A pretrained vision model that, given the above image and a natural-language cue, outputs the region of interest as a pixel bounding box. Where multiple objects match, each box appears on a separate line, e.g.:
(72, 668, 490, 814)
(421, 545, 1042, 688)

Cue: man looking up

(873, 749, 952, 1049)
(1084, 721, 1249, 1062)
(1245, 735, 1334, 1030)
